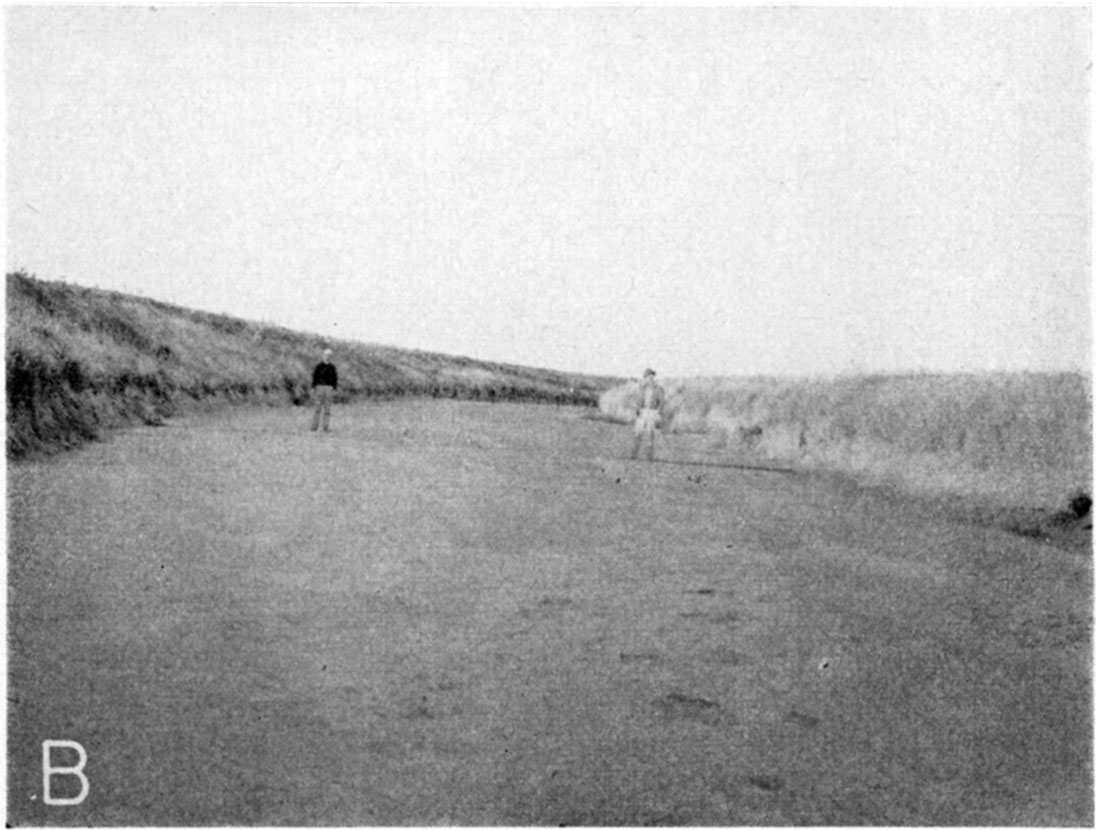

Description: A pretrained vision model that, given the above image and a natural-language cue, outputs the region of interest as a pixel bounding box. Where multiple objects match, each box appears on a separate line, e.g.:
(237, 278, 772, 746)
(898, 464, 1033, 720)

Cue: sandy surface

(7, 400, 1092, 825)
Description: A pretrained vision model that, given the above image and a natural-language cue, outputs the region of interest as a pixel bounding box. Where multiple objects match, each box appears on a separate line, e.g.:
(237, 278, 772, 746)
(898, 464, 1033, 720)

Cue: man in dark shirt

(310, 348, 338, 432)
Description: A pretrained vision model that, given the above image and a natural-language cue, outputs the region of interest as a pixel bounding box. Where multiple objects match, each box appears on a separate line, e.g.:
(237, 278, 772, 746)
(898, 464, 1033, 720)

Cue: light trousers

(310, 385, 334, 431)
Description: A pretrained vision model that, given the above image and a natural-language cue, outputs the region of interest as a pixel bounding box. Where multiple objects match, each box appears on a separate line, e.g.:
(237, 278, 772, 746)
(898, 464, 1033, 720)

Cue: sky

(5, 5, 1092, 378)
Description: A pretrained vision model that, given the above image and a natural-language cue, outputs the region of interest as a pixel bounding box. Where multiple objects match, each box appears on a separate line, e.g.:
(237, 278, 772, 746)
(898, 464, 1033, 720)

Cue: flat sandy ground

(7, 400, 1092, 825)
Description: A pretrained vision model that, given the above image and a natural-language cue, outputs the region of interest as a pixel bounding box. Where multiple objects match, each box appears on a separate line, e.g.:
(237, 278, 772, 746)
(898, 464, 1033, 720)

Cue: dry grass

(7, 271, 622, 457)
(601, 373, 1091, 510)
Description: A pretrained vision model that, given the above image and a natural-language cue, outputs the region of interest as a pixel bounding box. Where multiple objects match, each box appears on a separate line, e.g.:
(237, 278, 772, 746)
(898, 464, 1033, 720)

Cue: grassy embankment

(7, 271, 621, 458)
(602, 372, 1092, 517)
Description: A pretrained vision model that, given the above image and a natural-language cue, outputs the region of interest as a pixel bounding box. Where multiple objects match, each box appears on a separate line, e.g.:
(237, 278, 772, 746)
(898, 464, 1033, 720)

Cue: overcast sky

(6, 5, 1091, 378)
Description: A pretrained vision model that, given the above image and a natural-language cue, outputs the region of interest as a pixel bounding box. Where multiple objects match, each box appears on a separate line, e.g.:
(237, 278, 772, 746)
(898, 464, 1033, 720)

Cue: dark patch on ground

(620, 651, 661, 664)
(783, 709, 820, 729)
(946, 491, 1092, 551)
(678, 610, 709, 619)
(707, 648, 751, 666)
(654, 692, 726, 726)
(1009, 611, 1091, 649)
(748, 774, 784, 792)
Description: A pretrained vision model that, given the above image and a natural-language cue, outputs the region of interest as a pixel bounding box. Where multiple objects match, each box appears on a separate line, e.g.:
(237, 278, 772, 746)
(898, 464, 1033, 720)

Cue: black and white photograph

(5, 3, 1092, 825)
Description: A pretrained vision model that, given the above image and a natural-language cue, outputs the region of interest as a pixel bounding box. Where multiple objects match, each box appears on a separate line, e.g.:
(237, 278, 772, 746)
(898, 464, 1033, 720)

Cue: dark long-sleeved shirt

(312, 361, 338, 389)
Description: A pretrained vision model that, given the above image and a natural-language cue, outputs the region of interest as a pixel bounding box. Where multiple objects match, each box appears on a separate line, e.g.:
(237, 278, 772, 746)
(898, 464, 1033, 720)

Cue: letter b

(42, 740, 89, 806)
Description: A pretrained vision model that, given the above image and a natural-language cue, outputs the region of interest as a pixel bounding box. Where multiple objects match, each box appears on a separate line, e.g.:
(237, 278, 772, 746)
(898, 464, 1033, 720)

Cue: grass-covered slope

(7, 271, 621, 457)
(603, 372, 1092, 512)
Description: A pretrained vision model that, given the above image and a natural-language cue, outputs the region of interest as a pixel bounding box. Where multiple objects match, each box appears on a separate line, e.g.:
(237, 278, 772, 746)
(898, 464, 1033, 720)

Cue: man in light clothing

(310, 348, 338, 432)
(631, 368, 665, 461)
